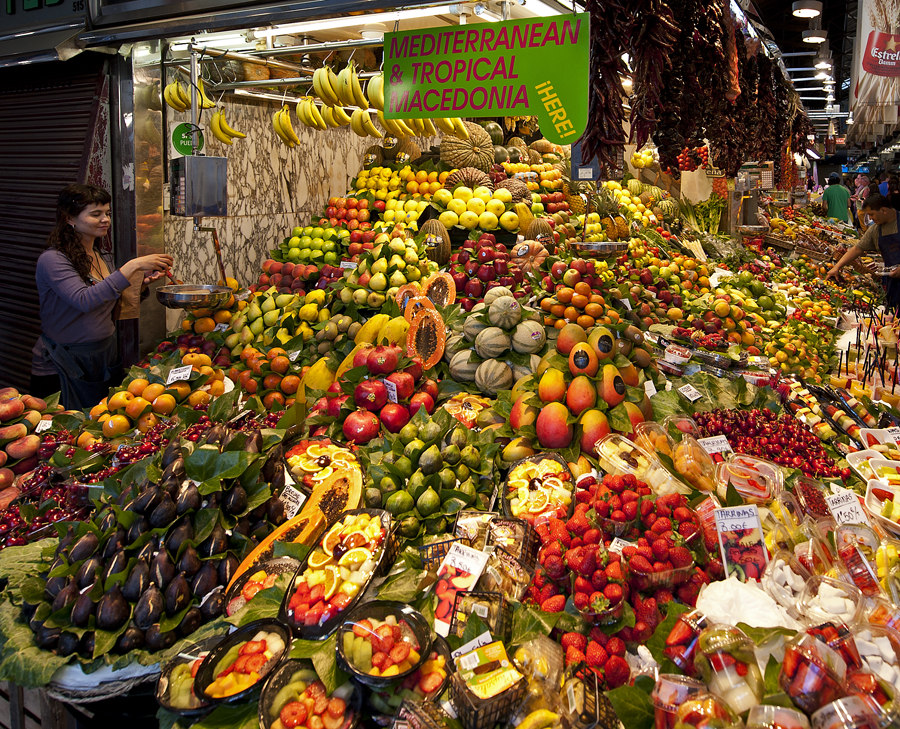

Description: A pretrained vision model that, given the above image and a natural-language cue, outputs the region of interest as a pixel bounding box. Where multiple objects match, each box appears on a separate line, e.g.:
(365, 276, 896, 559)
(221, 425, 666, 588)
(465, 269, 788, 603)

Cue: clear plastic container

(835, 524, 883, 597)
(651, 675, 706, 729)
(695, 625, 763, 715)
(635, 421, 675, 461)
(867, 458, 900, 487)
(673, 436, 717, 493)
(746, 705, 810, 729)
(661, 609, 709, 677)
(663, 414, 700, 439)
(805, 621, 862, 671)
(715, 457, 778, 505)
(594, 434, 689, 496)
(796, 477, 833, 519)
(854, 624, 900, 693)
(794, 520, 838, 575)
(864, 480, 900, 540)
(798, 575, 864, 625)
(867, 597, 900, 631)
(845, 670, 898, 727)
(762, 492, 804, 554)
(762, 549, 812, 619)
(780, 633, 847, 714)
(672, 692, 742, 729)
(811, 696, 882, 729)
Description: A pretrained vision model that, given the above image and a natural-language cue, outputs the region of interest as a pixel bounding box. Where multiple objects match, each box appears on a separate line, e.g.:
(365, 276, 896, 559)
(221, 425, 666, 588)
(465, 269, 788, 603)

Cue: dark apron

(41, 334, 121, 411)
(880, 211, 900, 309)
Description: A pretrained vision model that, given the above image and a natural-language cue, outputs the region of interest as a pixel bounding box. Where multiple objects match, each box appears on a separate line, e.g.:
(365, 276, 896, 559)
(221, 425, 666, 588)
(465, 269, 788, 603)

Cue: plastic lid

(864, 480, 900, 540)
(798, 575, 864, 625)
(663, 414, 700, 438)
(747, 705, 811, 729)
(634, 421, 674, 461)
(650, 674, 706, 711)
(811, 696, 882, 729)
(593, 434, 681, 496)
(785, 633, 848, 681)
(673, 435, 717, 493)
(715, 458, 777, 505)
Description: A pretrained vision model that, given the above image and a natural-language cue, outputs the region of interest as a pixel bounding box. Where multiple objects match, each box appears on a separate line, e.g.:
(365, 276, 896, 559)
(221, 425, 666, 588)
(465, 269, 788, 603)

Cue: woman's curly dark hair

(47, 184, 112, 283)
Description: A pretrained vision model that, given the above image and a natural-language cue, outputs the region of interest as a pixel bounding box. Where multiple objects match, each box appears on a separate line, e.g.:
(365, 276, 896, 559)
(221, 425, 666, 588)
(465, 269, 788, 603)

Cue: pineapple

(591, 189, 620, 241)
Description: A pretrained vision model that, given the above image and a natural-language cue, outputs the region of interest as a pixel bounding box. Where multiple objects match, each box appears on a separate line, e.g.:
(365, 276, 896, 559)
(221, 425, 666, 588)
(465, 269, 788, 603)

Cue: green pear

(249, 317, 265, 336)
(340, 287, 354, 304)
(370, 272, 388, 291)
(406, 266, 422, 282)
(352, 288, 369, 305)
(261, 296, 277, 313)
(371, 258, 388, 275)
(246, 302, 262, 321)
(224, 332, 240, 349)
(229, 313, 245, 331)
(347, 273, 359, 286)
(386, 286, 399, 299)
(404, 249, 419, 265)
(230, 343, 244, 358)
(367, 291, 386, 307)
(239, 325, 254, 344)
(388, 254, 406, 270)
(389, 270, 407, 288)
(372, 243, 384, 258)
(263, 310, 280, 327)
(275, 294, 294, 309)
(358, 260, 369, 275)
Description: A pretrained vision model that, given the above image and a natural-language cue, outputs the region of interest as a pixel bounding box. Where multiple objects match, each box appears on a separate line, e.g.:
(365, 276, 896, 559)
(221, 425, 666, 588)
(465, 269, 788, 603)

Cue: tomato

(280, 701, 309, 729)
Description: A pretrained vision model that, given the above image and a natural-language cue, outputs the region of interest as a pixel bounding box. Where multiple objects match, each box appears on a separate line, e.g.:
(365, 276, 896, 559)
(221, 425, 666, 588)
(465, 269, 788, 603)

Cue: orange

(540, 298, 554, 313)
(187, 390, 211, 407)
(574, 282, 591, 297)
(554, 319, 566, 330)
(589, 294, 605, 305)
(198, 365, 216, 378)
(182, 352, 212, 367)
(550, 304, 566, 319)
(406, 181, 418, 194)
(89, 402, 109, 421)
(563, 306, 578, 322)
(267, 347, 287, 361)
(227, 366, 242, 382)
(269, 355, 290, 375)
(428, 181, 441, 194)
(207, 379, 225, 396)
(439, 171, 450, 184)
(102, 414, 132, 438)
(262, 391, 285, 410)
(280, 375, 301, 395)
(415, 170, 428, 184)
(556, 287, 574, 305)
(285, 397, 296, 408)
(137, 412, 159, 433)
(193, 317, 216, 334)
(192, 307, 212, 318)
(167, 382, 191, 401)
(577, 315, 595, 329)
(213, 309, 232, 324)
(585, 303, 604, 318)
(262, 373, 283, 391)
(608, 310, 620, 323)
(76, 431, 98, 449)
(250, 357, 267, 376)
(181, 318, 192, 332)
(241, 347, 260, 363)
(127, 378, 149, 397)
(571, 293, 589, 310)
(107, 390, 134, 412)
(427, 171, 439, 183)
(152, 394, 177, 415)
(124, 397, 152, 420)
(238, 370, 258, 394)
(142, 383, 165, 402)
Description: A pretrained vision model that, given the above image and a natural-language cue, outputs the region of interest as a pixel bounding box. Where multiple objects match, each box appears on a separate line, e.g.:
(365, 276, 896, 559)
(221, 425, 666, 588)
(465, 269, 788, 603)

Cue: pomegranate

(354, 379, 388, 411)
(379, 403, 411, 433)
(386, 371, 415, 401)
(342, 410, 380, 444)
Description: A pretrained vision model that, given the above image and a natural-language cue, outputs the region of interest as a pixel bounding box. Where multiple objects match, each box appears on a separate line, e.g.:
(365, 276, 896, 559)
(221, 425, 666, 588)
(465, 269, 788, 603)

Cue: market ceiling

(749, 0, 855, 132)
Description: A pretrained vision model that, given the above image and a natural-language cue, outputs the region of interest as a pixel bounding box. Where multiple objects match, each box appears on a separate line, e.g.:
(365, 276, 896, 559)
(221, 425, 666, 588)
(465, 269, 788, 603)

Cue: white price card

(678, 384, 703, 402)
(886, 426, 900, 445)
(644, 380, 657, 397)
(714, 504, 767, 581)
(166, 364, 193, 385)
(340, 260, 358, 269)
(279, 483, 307, 519)
(213, 322, 229, 332)
(35, 419, 52, 434)
(825, 489, 872, 527)
(383, 378, 398, 404)
(607, 537, 633, 555)
(698, 435, 733, 456)
(451, 631, 494, 660)
(288, 350, 302, 362)
(434, 543, 490, 637)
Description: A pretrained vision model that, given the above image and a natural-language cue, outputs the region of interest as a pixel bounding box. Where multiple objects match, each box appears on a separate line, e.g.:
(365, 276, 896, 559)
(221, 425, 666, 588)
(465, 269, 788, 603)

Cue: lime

(384, 490, 414, 516)
(364, 487, 382, 509)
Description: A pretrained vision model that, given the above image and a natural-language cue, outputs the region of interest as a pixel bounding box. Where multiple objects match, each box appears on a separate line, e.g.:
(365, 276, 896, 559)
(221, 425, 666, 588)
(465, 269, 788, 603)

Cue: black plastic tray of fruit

(417, 537, 460, 571)
(448, 591, 511, 642)
(500, 453, 574, 522)
(562, 663, 620, 729)
(279, 508, 398, 640)
(448, 672, 526, 729)
(485, 516, 538, 570)
(391, 699, 449, 729)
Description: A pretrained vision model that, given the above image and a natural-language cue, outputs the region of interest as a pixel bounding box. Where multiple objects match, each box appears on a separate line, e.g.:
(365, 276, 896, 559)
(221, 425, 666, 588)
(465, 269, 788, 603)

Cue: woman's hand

(121, 254, 174, 279)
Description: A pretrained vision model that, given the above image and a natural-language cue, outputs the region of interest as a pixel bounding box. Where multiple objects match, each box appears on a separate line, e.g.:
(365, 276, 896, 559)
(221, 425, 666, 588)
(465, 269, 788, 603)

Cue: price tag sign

(620, 298, 632, 311)
(213, 322, 229, 332)
(279, 483, 307, 519)
(383, 379, 398, 404)
(434, 543, 490, 637)
(166, 364, 193, 386)
(35, 419, 52, 434)
(886, 427, 900, 445)
(644, 380, 657, 397)
(340, 260, 358, 270)
(698, 435, 733, 456)
(825, 489, 872, 527)
(288, 350, 302, 362)
(607, 537, 633, 555)
(714, 504, 767, 581)
(678, 384, 703, 402)
(451, 631, 494, 660)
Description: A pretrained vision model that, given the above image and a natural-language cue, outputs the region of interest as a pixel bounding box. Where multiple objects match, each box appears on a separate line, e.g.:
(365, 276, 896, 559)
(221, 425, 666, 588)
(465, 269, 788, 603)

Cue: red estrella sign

(863, 30, 900, 76)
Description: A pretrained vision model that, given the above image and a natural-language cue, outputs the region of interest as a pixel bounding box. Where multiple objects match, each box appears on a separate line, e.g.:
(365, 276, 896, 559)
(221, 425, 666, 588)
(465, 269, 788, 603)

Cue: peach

(0, 451, 5, 467)
(0, 398, 24, 423)
(0, 423, 27, 444)
(536, 401, 573, 449)
(0, 468, 12, 490)
(5, 434, 40, 461)
(509, 394, 538, 430)
(10, 456, 37, 475)
(0, 387, 19, 402)
(538, 368, 567, 404)
(579, 410, 611, 456)
(22, 410, 41, 429)
(20, 395, 47, 411)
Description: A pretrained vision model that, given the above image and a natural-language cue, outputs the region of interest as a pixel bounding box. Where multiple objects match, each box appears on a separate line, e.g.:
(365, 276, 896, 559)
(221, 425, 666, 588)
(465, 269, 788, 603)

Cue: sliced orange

(338, 547, 372, 569)
(322, 565, 340, 600)
(322, 525, 343, 556)
(308, 550, 334, 569)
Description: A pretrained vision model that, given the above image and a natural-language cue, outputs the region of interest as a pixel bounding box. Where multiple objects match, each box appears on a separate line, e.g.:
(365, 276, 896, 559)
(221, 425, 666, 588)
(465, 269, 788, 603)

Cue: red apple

(358, 209, 370, 222)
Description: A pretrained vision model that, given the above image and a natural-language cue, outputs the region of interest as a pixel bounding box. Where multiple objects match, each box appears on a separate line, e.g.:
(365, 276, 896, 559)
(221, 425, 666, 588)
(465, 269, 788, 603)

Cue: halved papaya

(406, 307, 446, 370)
(403, 295, 436, 323)
(423, 272, 456, 307)
(395, 283, 422, 312)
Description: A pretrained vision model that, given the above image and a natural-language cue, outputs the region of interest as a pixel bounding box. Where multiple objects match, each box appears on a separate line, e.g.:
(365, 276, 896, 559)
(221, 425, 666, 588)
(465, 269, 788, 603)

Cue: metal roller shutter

(0, 54, 107, 391)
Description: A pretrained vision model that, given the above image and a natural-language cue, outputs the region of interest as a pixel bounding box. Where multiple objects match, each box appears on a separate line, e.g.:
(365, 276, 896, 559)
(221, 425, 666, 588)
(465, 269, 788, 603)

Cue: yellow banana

(273, 109, 293, 146)
(349, 108, 368, 137)
(217, 110, 245, 139)
(349, 63, 369, 110)
(336, 66, 355, 106)
(411, 118, 426, 135)
(321, 106, 337, 128)
(421, 118, 437, 136)
(331, 105, 352, 127)
(197, 79, 216, 109)
(306, 98, 328, 130)
(367, 73, 385, 111)
(280, 105, 301, 144)
(358, 109, 382, 138)
(394, 116, 417, 136)
(434, 116, 456, 134)
(377, 110, 403, 137)
(163, 83, 187, 112)
(175, 81, 192, 108)
(313, 67, 340, 107)
(209, 111, 233, 145)
(294, 99, 311, 127)
(451, 117, 469, 139)
(326, 67, 344, 105)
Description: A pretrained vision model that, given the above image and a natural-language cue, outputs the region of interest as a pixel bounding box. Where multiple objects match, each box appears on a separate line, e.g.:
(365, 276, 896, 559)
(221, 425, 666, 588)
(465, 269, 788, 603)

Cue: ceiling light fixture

(792, 0, 822, 18)
(803, 21, 827, 44)
(254, 4, 459, 38)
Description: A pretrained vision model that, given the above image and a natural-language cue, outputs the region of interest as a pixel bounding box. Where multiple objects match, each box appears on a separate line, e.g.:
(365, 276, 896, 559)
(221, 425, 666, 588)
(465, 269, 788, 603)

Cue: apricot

(0, 423, 27, 444)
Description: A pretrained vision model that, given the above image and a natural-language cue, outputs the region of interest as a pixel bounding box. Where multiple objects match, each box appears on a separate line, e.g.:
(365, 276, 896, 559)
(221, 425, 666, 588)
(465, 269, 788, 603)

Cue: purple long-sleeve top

(35, 249, 130, 344)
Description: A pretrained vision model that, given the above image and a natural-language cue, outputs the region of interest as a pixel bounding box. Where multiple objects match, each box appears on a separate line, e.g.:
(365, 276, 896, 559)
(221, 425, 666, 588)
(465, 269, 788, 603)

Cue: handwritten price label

(825, 489, 872, 527)
(698, 435, 733, 456)
(166, 364, 193, 386)
(678, 384, 703, 402)
(35, 419, 52, 434)
(714, 504, 762, 534)
(886, 427, 900, 445)
(383, 379, 398, 404)
(644, 380, 657, 397)
(279, 483, 307, 519)
(608, 537, 633, 555)
(213, 323, 229, 332)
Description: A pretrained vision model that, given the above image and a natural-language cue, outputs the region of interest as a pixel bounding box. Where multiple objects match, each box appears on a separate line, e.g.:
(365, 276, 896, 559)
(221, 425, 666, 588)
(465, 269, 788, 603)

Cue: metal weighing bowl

(156, 284, 233, 310)
(571, 241, 629, 258)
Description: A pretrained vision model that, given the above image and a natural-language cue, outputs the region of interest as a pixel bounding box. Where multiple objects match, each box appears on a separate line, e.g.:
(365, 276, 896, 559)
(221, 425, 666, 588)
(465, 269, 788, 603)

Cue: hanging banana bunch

(350, 108, 382, 138)
(296, 97, 329, 131)
(272, 105, 300, 147)
(367, 73, 385, 112)
(335, 61, 368, 109)
(163, 80, 191, 112)
(209, 108, 246, 145)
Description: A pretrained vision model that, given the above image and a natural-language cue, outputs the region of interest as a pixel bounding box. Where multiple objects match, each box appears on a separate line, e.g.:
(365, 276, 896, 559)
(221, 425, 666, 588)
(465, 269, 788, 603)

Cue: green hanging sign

(172, 122, 203, 156)
(383, 13, 590, 145)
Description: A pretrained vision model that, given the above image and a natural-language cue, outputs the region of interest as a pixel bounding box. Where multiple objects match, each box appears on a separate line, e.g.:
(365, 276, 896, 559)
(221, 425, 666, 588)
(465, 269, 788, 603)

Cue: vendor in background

(850, 174, 871, 229)
(822, 173, 851, 222)
(826, 193, 900, 307)
(34, 184, 173, 410)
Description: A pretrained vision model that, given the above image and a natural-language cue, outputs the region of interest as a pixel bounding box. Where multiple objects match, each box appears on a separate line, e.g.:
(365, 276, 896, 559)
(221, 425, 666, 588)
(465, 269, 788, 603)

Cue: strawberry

(673, 506, 693, 523)
(589, 627, 609, 645)
(622, 501, 638, 520)
(629, 555, 653, 574)
(570, 537, 584, 549)
(708, 652, 736, 671)
(544, 554, 566, 580)
(610, 509, 627, 523)
(604, 655, 630, 688)
(565, 645, 586, 666)
(567, 511, 590, 536)
(539, 583, 559, 603)
(872, 486, 894, 502)
(632, 620, 653, 643)
(603, 583, 623, 604)
(541, 595, 566, 612)
(561, 632, 588, 652)
(642, 513, 658, 529)
(622, 474, 638, 489)
(575, 576, 593, 594)
(678, 521, 700, 540)
(651, 539, 670, 561)
(666, 619, 695, 646)
(676, 581, 701, 606)
(605, 561, 624, 583)
(591, 569, 608, 591)
(594, 500, 610, 518)
(608, 495, 622, 511)
(635, 596, 659, 628)
(640, 500, 654, 517)
(543, 541, 564, 558)
(669, 546, 693, 568)
(576, 489, 592, 504)
(636, 545, 654, 560)
(651, 517, 672, 534)
(606, 475, 626, 493)
(573, 592, 590, 610)
(781, 646, 800, 678)
(583, 528, 601, 545)
(621, 546, 638, 559)
(585, 641, 608, 667)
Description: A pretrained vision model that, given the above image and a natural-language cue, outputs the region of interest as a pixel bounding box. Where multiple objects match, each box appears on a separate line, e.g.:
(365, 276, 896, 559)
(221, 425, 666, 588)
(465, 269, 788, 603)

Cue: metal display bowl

(156, 284, 233, 310)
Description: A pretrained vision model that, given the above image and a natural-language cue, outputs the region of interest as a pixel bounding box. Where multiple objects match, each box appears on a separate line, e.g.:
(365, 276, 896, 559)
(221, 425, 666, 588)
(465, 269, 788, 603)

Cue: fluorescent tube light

(254, 5, 458, 38)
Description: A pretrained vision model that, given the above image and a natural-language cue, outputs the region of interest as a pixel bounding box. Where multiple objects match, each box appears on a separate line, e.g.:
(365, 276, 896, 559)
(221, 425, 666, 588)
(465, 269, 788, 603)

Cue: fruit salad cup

(805, 621, 862, 671)
(284, 439, 360, 491)
(368, 638, 452, 714)
(694, 625, 763, 715)
(225, 557, 299, 617)
(779, 633, 847, 715)
(504, 455, 574, 525)
(156, 636, 219, 716)
(672, 692, 742, 729)
(662, 609, 709, 676)
(835, 525, 883, 597)
(762, 549, 811, 619)
(745, 705, 810, 729)
(258, 660, 359, 729)
(651, 675, 706, 729)
(798, 575, 863, 625)
(845, 670, 897, 726)
(867, 597, 900, 631)
(811, 696, 883, 729)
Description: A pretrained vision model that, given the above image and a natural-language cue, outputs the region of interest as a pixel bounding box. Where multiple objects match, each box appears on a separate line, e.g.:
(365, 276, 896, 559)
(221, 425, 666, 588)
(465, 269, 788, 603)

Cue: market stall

(0, 1, 898, 729)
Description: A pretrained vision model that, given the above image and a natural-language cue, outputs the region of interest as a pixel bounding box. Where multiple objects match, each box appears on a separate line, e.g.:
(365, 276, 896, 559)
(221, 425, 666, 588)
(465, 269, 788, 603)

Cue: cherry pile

(693, 408, 848, 480)
(672, 327, 729, 352)
(113, 422, 169, 465)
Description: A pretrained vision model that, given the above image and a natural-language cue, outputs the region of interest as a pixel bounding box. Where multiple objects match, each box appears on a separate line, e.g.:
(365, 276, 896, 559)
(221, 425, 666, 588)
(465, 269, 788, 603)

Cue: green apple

(340, 287, 353, 304)
(287, 248, 301, 261)
(292, 226, 303, 237)
(324, 251, 338, 265)
(288, 236, 301, 248)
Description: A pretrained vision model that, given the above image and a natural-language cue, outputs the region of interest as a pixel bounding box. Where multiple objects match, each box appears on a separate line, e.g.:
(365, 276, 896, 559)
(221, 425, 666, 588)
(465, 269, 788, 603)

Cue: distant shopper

(35, 184, 173, 410)
(827, 194, 900, 306)
(822, 173, 851, 222)
(880, 172, 891, 196)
